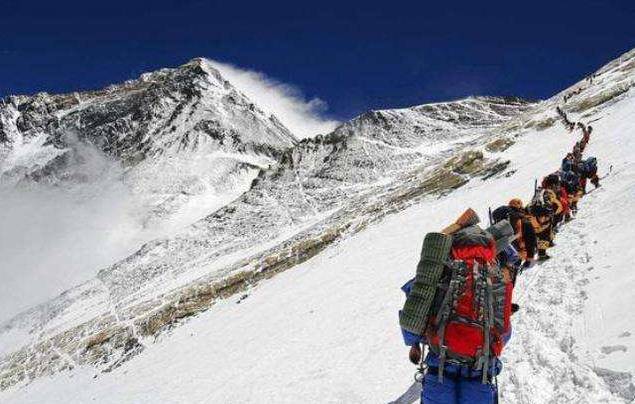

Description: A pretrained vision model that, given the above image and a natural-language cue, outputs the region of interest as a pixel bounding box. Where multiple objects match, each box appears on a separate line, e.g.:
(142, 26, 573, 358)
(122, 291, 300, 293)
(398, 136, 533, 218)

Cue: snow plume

(0, 135, 146, 323)
(207, 60, 340, 139)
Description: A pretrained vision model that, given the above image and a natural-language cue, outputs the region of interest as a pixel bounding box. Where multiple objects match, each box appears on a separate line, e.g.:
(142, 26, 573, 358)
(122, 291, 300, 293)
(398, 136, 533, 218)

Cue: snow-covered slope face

(0, 88, 531, 374)
(337, 96, 530, 146)
(0, 59, 299, 318)
(1, 48, 635, 402)
(87, 96, 531, 312)
(286, 96, 533, 185)
(0, 94, 532, 354)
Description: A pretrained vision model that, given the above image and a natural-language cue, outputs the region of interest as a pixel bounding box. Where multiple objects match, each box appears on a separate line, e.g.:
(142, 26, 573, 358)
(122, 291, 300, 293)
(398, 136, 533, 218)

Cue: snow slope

(0, 94, 532, 379)
(0, 58, 296, 320)
(0, 58, 530, 330)
(1, 53, 634, 403)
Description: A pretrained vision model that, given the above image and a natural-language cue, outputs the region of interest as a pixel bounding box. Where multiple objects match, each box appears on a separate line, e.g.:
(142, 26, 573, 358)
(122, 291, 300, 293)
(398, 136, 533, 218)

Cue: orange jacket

(544, 189, 563, 215)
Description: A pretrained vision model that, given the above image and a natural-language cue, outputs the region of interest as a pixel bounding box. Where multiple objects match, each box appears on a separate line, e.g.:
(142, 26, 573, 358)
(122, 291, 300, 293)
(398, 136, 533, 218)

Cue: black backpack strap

(481, 263, 495, 384)
(434, 260, 467, 383)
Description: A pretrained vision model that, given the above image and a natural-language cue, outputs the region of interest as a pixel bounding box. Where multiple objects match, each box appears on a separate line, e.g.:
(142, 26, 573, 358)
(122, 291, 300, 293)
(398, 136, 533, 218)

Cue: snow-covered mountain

(0, 58, 296, 229)
(1, 48, 635, 403)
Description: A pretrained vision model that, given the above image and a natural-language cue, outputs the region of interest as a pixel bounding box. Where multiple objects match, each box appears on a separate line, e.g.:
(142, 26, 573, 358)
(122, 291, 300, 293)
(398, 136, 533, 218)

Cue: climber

(542, 174, 565, 226)
(546, 169, 573, 221)
(498, 242, 522, 286)
(559, 185, 572, 222)
(562, 153, 575, 172)
(572, 141, 583, 163)
(399, 211, 517, 404)
(578, 157, 600, 193)
(528, 203, 554, 261)
(580, 125, 592, 152)
(501, 198, 538, 267)
(560, 170, 582, 215)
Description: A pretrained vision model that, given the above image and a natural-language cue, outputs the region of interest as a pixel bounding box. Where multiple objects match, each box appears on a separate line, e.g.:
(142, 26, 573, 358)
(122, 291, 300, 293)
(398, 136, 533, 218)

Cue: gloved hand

(409, 345, 422, 365)
(511, 303, 520, 314)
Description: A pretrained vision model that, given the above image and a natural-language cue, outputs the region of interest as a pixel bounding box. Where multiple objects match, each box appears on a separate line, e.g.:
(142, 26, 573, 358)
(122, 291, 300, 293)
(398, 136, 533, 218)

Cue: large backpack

(399, 210, 480, 336)
(491, 205, 512, 224)
(581, 157, 598, 176)
(542, 173, 560, 189)
(560, 170, 580, 194)
(425, 226, 513, 383)
(528, 198, 553, 218)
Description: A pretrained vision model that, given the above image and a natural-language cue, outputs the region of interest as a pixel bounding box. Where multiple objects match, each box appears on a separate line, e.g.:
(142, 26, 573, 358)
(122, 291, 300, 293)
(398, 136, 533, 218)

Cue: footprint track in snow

(499, 216, 628, 403)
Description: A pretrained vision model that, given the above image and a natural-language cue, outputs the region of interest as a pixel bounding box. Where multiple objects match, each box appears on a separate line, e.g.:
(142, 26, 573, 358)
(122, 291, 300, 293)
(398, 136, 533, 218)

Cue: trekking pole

(598, 165, 613, 181)
(531, 179, 540, 205)
(488, 207, 493, 226)
(481, 265, 493, 385)
(494, 376, 500, 404)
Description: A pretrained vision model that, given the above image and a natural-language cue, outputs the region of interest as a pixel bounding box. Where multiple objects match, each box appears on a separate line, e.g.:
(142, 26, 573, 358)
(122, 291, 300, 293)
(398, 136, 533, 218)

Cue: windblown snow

(1, 49, 635, 403)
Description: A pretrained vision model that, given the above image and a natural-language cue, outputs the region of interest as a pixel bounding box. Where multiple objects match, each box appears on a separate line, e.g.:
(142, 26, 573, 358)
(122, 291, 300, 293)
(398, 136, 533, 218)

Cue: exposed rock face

(1, 47, 634, 390)
(486, 137, 515, 152)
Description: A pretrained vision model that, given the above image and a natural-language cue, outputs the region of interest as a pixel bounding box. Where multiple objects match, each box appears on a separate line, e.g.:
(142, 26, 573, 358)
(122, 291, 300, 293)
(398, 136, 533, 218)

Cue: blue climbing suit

(400, 279, 511, 404)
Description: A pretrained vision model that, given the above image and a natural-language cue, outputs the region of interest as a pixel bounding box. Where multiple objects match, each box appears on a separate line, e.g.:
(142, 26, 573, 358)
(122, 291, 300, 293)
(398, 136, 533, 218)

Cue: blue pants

(421, 373, 497, 404)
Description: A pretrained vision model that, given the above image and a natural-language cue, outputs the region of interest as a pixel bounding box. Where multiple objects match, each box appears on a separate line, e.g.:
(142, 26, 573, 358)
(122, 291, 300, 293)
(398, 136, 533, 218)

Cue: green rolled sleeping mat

(399, 232, 453, 336)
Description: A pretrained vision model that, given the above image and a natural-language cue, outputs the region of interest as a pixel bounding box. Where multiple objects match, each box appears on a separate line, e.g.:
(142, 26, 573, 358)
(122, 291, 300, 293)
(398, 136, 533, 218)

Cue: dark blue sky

(1, 0, 634, 119)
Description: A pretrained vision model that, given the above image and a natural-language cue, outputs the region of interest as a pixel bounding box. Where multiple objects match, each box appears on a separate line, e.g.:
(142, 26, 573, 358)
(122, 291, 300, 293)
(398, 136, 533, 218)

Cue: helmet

(508, 198, 524, 209)
(543, 173, 560, 188)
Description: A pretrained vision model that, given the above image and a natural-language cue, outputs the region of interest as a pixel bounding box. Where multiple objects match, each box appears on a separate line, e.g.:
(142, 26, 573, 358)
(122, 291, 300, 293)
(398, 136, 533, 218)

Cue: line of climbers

(397, 108, 602, 404)
(562, 73, 597, 103)
(556, 106, 594, 139)
(563, 87, 584, 103)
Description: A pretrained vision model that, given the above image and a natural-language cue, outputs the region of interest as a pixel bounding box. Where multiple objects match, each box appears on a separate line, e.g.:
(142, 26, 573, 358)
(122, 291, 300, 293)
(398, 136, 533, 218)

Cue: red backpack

(425, 230, 513, 383)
